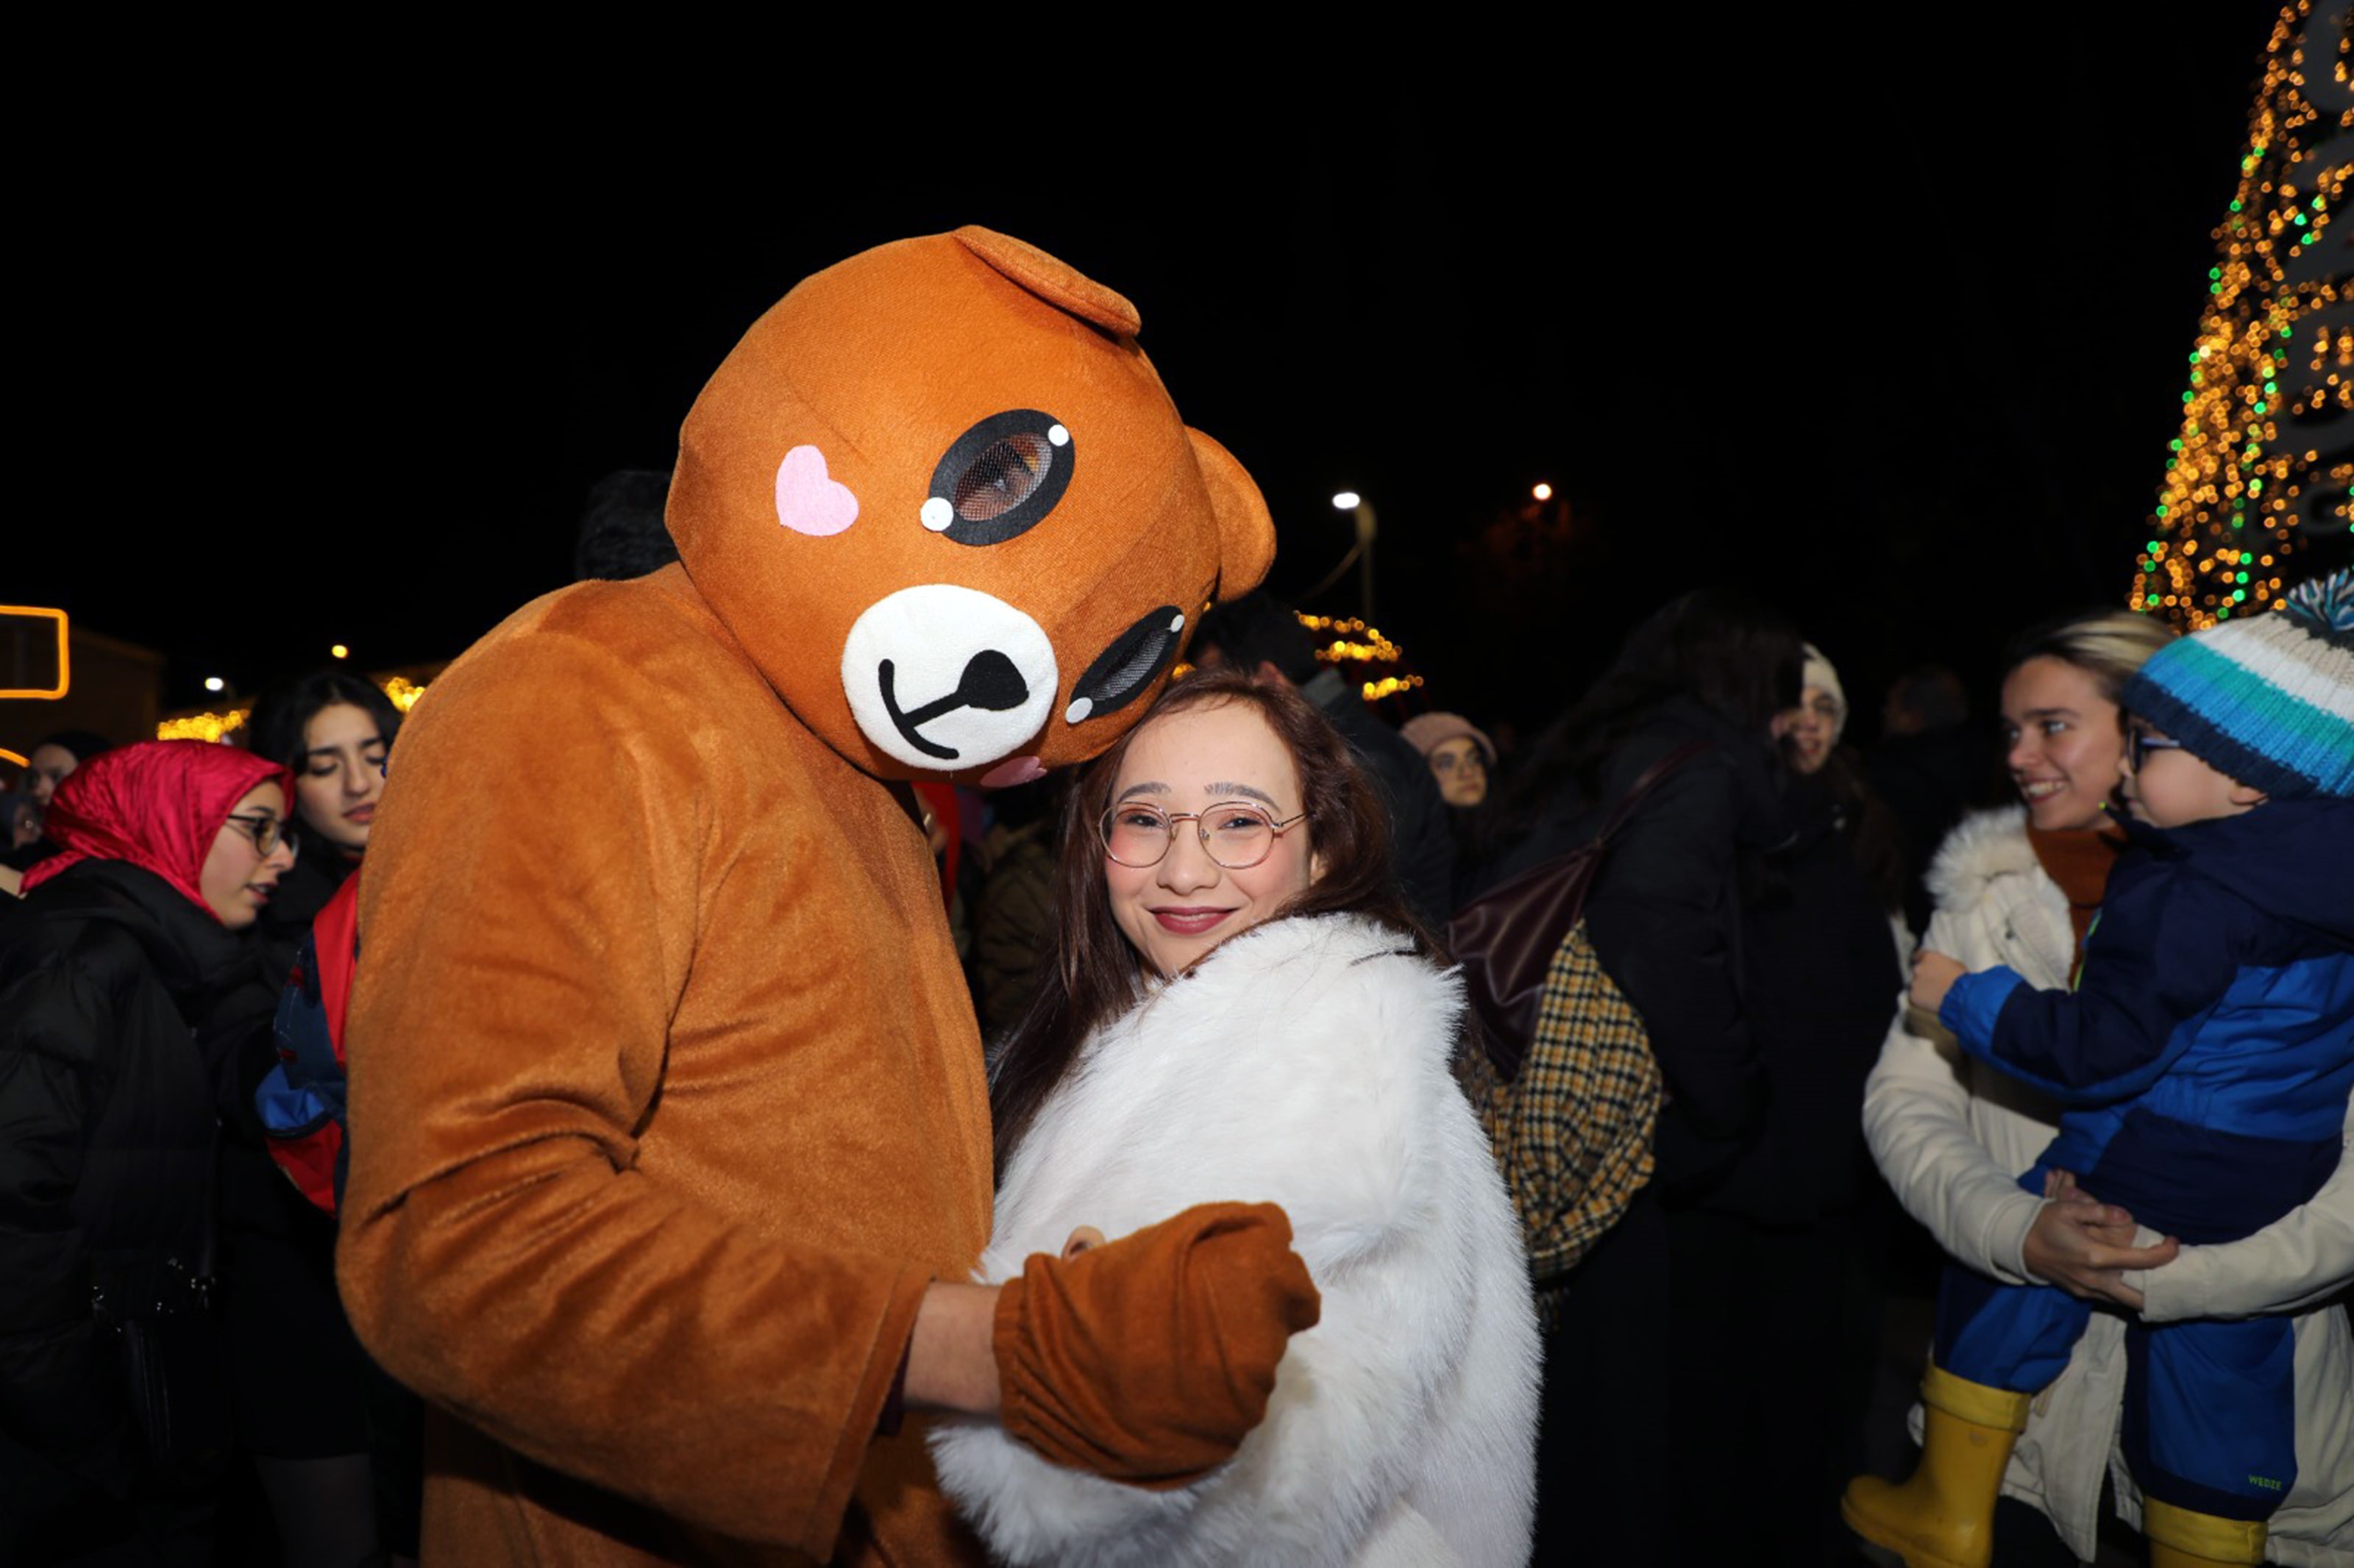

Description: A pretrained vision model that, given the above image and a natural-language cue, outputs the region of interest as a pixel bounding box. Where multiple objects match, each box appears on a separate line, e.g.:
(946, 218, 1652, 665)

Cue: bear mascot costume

(337, 227, 1312, 1564)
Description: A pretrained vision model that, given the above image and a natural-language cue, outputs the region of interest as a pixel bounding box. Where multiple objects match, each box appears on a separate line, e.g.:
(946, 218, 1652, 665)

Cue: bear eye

(922, 410, 1073, 546)
(953, 432, 1054, 521)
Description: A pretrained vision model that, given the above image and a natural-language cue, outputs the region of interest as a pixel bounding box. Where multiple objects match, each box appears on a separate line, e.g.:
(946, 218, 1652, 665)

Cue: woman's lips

(346, 804, 377, 823)
(1152, 907, 1235, 935)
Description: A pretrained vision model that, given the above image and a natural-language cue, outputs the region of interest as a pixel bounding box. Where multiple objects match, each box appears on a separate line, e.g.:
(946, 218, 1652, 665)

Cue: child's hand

(1909, 950, 1966, 1013)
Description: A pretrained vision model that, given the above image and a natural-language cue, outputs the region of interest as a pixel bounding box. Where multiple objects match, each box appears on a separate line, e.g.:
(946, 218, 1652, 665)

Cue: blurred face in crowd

(26, 744, 80, 806)
(2001, 656, 2126, 833)
(1427, 736, 1488, 808)
(1103, 702, 1320, 979)
(200, 783, 297, 928)
(1784, 685, 1842, 775)
(294, 702, 390, 858)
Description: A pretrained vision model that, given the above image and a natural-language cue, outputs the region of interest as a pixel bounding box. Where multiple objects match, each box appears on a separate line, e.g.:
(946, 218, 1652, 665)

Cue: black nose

(951, 649, 1030, 713)
(878, 649, 1035, 761)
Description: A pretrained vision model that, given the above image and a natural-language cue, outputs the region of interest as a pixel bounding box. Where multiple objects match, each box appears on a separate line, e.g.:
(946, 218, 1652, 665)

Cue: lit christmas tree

(2132, 1, 2353, 628)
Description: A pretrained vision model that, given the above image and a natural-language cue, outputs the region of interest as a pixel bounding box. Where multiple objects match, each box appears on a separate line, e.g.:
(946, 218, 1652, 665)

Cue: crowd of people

(2, 227, 2348, 1568)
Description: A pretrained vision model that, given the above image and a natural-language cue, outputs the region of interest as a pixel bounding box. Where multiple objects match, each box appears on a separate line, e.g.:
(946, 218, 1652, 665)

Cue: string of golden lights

(154, 674, 432, 743)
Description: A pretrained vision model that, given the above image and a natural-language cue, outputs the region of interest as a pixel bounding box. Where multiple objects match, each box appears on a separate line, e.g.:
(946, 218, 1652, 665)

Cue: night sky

(23, 16, 2300, 737)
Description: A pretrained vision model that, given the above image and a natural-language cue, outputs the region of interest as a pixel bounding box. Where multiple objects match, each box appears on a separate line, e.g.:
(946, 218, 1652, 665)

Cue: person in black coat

(1483, 588, 1802, 1565)
(0, 741, 295, 1567)
(1660, 641, 1907, 1564)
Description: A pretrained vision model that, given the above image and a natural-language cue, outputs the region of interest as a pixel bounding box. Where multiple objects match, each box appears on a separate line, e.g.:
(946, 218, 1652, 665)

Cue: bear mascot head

(668, 224, 1276, 787)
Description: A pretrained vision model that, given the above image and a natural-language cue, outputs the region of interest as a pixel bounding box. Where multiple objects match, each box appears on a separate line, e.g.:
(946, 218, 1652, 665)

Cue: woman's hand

(2021, 1187, 2180, 1310)
(1908, 949, 1966, 1014)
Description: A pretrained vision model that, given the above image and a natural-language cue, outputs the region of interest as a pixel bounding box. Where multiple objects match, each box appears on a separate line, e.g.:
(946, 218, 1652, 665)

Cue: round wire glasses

(1099, 801, 1308, 870)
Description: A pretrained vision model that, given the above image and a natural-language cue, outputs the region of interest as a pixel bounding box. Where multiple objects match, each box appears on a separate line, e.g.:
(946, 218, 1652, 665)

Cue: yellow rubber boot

(1840, 1362, 2033, 1568)
(2143, 1498, 2266, 1566)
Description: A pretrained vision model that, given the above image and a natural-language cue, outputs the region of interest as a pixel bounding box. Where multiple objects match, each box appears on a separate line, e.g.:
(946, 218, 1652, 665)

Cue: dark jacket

(255, 847, 352, 991)
(0, 860, 275, 1544)
(1496, 699, 1787, 1196)
(1722, 771, 1902, 1224)
(971, 818, 1057, 1042)
(1944, 794, 2354, 1243)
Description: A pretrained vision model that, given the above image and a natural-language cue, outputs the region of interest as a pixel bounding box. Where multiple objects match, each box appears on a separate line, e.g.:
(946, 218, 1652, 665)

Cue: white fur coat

(931, 913, 1540, 1567)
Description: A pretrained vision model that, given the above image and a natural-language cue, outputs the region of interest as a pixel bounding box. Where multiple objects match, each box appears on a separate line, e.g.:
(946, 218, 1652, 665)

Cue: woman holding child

(929, 668, 1540, 1567)
(1850, 593, 2354, 1568)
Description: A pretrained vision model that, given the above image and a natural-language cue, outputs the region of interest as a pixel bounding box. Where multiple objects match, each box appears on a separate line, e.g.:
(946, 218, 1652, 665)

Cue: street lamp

(1332, 491, 1379, 621)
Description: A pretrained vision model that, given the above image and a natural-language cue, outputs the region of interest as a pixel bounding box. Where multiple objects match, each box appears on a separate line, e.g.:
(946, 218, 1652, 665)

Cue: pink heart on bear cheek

(774, 444, 860, 536)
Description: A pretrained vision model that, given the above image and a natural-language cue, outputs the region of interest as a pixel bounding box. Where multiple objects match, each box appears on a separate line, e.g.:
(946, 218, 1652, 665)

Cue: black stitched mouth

(1064, 606, 1185, 726)
(879, 650, 1032, 761)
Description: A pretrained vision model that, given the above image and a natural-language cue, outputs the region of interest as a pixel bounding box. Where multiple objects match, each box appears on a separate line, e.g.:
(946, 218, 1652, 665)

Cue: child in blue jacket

(1851, 571, 2354, 1568)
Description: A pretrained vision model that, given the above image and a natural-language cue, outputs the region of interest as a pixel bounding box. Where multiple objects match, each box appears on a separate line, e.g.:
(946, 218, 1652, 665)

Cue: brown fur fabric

(338, 229, 1273, 1564)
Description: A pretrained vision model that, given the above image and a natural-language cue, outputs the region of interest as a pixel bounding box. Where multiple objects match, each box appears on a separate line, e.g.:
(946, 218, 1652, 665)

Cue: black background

(19, 18, 2301, 737)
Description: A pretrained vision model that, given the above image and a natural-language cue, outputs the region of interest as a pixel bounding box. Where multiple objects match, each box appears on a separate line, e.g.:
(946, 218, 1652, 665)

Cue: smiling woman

(1853, 610, 2353, 1563)
(0, 741, 295, 1561)
(1098, 704, 1320, 978)
(936, 669, 1540, 1566)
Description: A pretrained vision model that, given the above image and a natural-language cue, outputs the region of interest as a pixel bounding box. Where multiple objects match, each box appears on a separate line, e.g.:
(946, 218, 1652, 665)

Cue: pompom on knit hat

(1400, 711, 1496, 765)
(2120, 569, 2354, 799)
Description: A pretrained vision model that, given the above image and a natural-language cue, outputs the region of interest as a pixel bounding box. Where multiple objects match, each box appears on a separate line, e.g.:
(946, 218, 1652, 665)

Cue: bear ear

(1188, 427, 1275, 603)
(954, 225, 1142, 339)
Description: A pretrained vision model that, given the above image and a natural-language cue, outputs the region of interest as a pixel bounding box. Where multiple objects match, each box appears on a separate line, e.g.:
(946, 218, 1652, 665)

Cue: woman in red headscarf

(0, 740, 294, 1566)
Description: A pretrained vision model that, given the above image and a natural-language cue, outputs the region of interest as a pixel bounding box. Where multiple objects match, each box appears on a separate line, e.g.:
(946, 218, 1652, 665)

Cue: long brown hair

(989, 668, 1434, 1173)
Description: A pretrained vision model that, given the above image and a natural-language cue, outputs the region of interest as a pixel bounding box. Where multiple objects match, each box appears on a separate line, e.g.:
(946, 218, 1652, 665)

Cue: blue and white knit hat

(2121, 569, 2354, 799)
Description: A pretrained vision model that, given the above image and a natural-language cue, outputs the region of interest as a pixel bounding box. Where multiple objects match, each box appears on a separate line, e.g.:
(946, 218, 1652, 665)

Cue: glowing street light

(203, 676, 225, 694)
(1331, 491, 1361, 511)
(330, 644, 349, 660)
(1532, 482, 1554, 502)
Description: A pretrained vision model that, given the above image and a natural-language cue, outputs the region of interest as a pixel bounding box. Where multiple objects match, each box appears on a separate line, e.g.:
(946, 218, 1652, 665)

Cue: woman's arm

(1585, 755, 1766, 1188)
(0, 961, 140, 1508)
(1867, 927, 2184, 1303)
(1864, 999, 2047, 1283)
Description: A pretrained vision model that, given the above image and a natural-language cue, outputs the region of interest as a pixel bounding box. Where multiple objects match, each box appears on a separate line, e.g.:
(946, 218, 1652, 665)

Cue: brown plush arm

(993, 1202, 1322, 1486)
(336, 624, 931, 1557)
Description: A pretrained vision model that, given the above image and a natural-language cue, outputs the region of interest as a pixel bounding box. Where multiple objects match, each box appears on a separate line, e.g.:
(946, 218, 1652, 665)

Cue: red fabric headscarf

(21, 740, 296, 919)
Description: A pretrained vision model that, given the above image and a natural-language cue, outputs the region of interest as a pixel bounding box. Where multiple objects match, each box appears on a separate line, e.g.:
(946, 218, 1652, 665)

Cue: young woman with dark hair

(233, 669, 416, 1567)
(936, 668, 1539, 1566)
(243, 670, 401, 961)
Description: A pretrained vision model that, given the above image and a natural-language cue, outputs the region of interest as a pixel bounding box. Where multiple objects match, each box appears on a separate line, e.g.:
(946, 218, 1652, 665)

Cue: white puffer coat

(931, 913, 1540, 1567)
(1863, 807, 2354, 1564)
